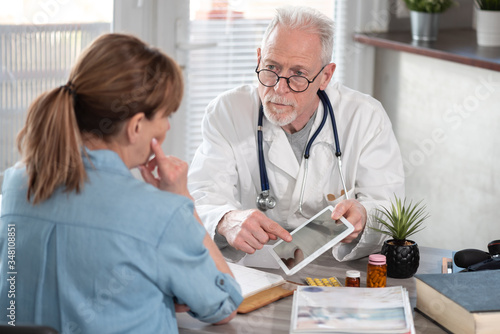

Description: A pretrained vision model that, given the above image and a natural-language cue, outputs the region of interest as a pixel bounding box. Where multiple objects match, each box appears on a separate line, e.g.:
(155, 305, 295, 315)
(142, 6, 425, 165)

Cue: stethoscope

(256, 90, 349, 215)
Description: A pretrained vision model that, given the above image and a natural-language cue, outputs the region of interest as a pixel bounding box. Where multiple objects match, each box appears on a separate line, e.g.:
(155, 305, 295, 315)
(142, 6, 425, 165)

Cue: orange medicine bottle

(345, 270, 361, 287)
(366, 254, 387, 288)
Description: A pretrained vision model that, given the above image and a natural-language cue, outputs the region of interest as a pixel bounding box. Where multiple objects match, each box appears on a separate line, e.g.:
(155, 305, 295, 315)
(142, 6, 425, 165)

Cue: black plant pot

(381, 239, 420, 278)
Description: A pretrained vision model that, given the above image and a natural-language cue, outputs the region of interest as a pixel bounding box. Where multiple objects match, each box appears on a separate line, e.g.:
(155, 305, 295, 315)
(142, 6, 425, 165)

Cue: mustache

(264, 94, 296, 108)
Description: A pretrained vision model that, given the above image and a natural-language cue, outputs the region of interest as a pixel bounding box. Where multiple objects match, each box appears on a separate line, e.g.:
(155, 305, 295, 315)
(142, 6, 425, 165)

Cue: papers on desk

(290, 286, 415, 334)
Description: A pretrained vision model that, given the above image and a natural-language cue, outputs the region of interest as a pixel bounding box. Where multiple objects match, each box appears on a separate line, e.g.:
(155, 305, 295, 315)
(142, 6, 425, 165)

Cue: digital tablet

(269, 206, 355, 276)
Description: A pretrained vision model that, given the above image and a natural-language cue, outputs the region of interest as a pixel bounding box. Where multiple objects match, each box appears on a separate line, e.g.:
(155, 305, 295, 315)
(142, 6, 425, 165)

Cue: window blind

(0, 23, 110, 190)
(184, 19, 268, 161)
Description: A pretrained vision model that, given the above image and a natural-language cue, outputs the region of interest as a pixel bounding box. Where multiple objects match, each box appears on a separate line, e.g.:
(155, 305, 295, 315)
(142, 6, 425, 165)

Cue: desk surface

(178, 246, 452, 334)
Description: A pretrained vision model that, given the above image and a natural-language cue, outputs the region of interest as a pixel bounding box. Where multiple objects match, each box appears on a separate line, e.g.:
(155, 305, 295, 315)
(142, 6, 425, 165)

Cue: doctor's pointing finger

(217, 209, 292, 254)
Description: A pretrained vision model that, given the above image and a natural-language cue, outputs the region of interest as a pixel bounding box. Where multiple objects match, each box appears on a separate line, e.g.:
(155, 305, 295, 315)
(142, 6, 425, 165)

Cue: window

(0, 0, 113, 191)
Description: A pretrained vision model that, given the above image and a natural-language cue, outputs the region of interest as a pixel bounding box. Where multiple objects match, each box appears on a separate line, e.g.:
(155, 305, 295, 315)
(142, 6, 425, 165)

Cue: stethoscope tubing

(318, 89, 341, 157)
(304, 91, 329, 159)
(319, 90, 350, 200)
(257, 110, 270, 192)
(257, 89, 348, 212)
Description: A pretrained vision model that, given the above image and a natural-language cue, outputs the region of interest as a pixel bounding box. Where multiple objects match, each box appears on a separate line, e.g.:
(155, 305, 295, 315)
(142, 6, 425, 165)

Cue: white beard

(262, 94, 298, 127)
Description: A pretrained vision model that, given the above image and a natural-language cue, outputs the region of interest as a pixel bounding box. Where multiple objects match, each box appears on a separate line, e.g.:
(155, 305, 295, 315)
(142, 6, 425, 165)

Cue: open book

(228, 262, 298, 313)
(290, 286, 415, 334)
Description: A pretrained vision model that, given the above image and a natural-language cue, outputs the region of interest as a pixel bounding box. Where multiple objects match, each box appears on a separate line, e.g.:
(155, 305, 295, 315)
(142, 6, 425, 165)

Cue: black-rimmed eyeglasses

(255, 62, 326, 93)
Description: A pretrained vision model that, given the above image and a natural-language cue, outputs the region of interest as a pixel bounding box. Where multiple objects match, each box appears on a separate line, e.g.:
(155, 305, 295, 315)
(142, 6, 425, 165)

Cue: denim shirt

(0, 149, 242, 333)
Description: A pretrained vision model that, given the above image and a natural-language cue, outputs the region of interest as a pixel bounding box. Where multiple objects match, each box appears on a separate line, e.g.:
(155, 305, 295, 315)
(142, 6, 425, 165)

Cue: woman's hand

(139, 138, 192, 199)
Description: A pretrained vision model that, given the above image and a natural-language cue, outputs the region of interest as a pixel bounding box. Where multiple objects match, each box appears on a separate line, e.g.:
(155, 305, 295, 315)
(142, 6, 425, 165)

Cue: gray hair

(261, 6, 335, 65)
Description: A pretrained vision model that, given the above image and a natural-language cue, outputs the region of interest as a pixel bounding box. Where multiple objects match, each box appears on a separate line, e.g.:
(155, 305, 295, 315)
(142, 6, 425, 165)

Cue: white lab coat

(188, 82, 404, 262)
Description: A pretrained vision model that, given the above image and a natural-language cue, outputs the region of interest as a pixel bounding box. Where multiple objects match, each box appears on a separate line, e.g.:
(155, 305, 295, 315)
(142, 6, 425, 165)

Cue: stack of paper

(290, 286, 414, 334)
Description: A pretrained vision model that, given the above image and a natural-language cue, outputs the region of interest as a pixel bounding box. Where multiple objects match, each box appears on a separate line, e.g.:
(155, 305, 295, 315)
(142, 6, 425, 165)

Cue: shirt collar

(82, 148, 132, 177)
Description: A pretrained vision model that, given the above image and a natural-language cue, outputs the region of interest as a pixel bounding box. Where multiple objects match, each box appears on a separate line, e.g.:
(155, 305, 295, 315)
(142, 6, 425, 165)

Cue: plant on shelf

(475, 0, 500, 46)
(403, 0, 458, 41)
(403, 0, 457, 13)
(370, 196, 429, 278)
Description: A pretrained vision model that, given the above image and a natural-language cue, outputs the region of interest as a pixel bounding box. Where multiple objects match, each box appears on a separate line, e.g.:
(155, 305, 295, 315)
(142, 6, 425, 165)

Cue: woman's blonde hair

(17, 33, 184, 204)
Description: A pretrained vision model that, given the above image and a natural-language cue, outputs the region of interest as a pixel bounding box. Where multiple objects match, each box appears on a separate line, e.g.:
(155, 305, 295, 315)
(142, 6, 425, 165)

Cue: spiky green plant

(476, 0, 500, 10)
(403, 0, 457, 13)
(370, 197, 429, 246)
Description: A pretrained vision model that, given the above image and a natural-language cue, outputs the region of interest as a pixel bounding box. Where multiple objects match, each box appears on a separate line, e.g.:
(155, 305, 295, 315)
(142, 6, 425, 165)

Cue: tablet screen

(270, 206, 354, 276)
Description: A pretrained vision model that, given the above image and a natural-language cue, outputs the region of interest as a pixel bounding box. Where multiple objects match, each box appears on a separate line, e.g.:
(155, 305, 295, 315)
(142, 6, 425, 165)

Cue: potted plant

(403, 0, 457, 41)
(475, 0, 500, 46)
(370, 197, 429, 278)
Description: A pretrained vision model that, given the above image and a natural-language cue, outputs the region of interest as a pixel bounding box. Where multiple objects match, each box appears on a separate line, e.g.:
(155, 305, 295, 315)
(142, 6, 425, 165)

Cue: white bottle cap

(346, 270, 360, 278)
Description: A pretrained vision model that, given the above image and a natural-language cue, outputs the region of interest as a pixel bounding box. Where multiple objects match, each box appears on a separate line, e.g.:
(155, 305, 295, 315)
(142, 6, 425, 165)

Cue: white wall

(373, 48, 500, 251)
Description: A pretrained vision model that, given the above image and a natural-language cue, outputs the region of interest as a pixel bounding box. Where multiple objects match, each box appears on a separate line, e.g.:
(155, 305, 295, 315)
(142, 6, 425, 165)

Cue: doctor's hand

(331, 199, 367, 243)
(139, 138, 192, 199)
(217, 209, 292, 254)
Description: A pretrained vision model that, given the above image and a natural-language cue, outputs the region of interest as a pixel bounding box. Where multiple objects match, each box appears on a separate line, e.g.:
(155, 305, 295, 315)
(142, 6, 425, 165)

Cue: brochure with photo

(290, 286, 415, 334)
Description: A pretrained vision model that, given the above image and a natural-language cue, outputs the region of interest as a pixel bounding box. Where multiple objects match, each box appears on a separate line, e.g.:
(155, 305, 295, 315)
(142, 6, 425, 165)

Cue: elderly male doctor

(188, 6, 404, 265)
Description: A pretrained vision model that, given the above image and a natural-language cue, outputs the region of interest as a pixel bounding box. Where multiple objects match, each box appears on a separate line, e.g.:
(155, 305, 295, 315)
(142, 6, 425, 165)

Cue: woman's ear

(125, 112, 146, 144)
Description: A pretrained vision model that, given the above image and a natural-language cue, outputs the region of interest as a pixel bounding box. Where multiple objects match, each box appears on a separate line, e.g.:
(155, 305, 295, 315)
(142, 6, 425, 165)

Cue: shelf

(354, 29, 500, 72)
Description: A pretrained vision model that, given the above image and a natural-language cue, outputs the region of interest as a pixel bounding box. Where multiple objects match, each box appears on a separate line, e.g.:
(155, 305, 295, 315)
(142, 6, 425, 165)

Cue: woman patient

(0, 33, 242, 333)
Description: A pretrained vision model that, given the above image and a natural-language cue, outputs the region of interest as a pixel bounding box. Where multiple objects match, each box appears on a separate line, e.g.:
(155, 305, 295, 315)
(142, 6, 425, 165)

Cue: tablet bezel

(269, 206, 355, 276)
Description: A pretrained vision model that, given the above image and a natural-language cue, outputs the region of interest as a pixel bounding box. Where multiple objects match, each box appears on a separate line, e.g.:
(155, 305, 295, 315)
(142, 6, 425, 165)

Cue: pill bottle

(345, 270, 360, 287)
(366, 254, 387, 288)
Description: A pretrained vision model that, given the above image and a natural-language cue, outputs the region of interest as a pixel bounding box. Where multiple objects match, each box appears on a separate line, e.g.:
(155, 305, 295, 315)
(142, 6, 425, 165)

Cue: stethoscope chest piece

(256, 190, 276, 211)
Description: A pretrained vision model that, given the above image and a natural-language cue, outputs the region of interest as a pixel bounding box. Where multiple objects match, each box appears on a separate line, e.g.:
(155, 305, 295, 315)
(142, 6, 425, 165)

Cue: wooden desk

(178, 246, 452, 333)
